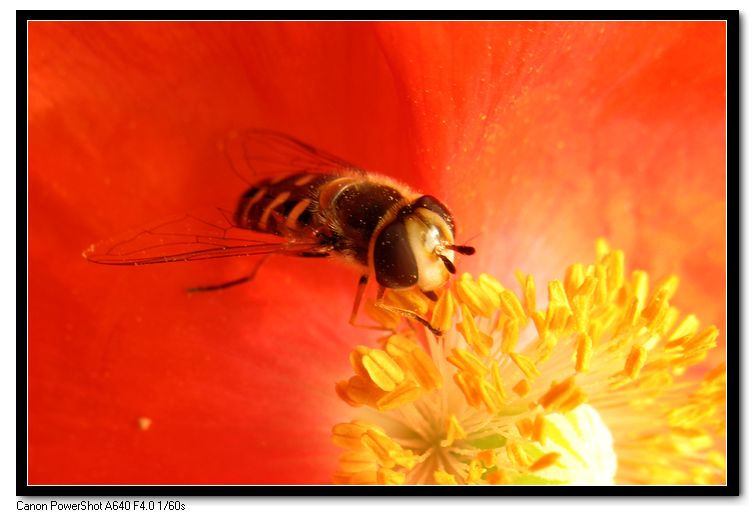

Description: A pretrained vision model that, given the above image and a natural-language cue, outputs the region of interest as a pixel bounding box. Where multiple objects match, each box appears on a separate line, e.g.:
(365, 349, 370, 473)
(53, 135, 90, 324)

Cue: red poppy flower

(28, 21, 726, 485)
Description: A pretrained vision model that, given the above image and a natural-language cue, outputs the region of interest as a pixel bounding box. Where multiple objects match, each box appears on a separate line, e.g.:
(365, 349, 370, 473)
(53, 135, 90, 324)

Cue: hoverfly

(84, 130, 475, 335)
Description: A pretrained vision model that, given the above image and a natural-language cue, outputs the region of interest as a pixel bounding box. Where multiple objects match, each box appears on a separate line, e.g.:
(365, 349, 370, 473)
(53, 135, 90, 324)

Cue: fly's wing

(223, 129, 367, 183)
(83, 206, 323, 265)
(85, 130, 359, 265)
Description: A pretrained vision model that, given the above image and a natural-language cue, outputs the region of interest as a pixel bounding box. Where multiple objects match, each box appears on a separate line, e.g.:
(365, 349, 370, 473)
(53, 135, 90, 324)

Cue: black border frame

(18, 10, 740, 497)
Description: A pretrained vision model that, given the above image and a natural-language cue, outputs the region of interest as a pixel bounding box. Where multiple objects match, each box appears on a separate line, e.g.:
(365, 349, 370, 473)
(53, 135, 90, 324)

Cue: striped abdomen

(234, 173, 336, 236)
(234, 171, 411, 266)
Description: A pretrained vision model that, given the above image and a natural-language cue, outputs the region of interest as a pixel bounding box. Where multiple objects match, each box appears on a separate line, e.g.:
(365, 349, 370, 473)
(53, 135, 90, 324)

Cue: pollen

(331, 240, 725, 485)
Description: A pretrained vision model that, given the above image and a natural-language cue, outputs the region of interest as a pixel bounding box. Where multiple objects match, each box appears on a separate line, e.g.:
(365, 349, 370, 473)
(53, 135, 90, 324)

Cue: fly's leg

(347, 276, 397, 333)
(346, 279, 443, 336)
(187, 275, 255, 293)
(348, 275, 370, 326)
(421, 289, 438, 302)
(374, 286, 444, 337)
(295, 251, 331, 258)
(187, 249, 331, 293)
(187, 255, 272, 293)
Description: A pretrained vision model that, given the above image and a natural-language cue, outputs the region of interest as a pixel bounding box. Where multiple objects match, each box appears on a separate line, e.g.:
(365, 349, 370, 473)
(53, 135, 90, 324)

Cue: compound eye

(411, 195, 455, 236)
(373, 220, 419, 289)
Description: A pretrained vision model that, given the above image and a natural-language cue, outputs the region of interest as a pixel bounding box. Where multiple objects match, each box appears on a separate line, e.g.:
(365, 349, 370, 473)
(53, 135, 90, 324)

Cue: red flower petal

(28, 21, 726, 484)
(29, 21, 395, 485)
(377, 21, 725, 359)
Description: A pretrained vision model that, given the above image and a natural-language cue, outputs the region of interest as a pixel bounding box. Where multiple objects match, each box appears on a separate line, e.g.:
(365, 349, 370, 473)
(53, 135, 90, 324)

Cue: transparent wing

(223, 129, 366, 183)
(83, 206, 325, 265)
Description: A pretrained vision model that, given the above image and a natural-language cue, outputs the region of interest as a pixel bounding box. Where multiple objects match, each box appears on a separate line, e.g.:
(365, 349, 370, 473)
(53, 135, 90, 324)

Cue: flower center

(331, 239, 725, 485)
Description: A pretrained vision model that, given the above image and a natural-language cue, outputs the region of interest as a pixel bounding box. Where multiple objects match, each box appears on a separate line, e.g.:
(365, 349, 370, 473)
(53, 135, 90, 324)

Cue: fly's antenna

(438, 254, 457, 274)
(447, 244, 475, 256)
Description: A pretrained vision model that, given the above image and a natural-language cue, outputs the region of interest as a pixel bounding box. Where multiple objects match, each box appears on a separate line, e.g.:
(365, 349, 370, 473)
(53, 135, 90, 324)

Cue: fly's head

(372, 195, 475, 292)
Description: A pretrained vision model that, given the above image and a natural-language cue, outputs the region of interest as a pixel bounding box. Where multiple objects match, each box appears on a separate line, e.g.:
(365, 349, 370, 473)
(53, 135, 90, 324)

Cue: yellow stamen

(654, 275, 680, 300)
(595, 238, 611, 261)
(642, 288, 672, 332)
(467, 459, 484, 483)
(385, 335, 442, 391)
(594, 264, 608, 305)
(486, 470, 508, 484)
(498, 316, 519, 353)
(455, 273, 496, 317)
(615, 296, 640, 336)
(338, 450, 378, 473)
(532, 413, 546, 444)
(361, 429, 416, 469)
(539, 376, 582, 412)
(605, 249, 625, 295)
(385, 289, 430, 316)
(331, 421, 377, 449)
(506, 441, 531, 468)
(549, 280, 570, 307)
(682, 326, 719, 354)
(667, 314, 700, 343)
(709, 451, 726, 470)
(564, 263, 585, 300)
(513, 379, 531, 397)
(545, 302, 571, 334)
(349, 346, 370, 377)
(442, 414, 467, 447)
(623, 344, 648, 380)
(529, 452, 561, 472)
(575, 332, 593, 373)
(571, 294, 590, 333)
(479, 273, 505, 295)
(476, 275, 503, 311)
(364, 299, 401, 330)
(336, 375, 383, 407)
(576, 275, 598, 300)
(537, 331, 557, 363)
(531, 310, 546, 337)
(523, 274, 537, 316)
(454, 372, 482, 407)
(332, 470, 377, 485)
(477, 449, 497, 468)
(377, 467, 406, 485)
(430, 288, 455, 333)
(408, 347, 443, 391)
(331, 240, 723, 485)
(500, 289, 529, 327)
(388, 334, 421, 358)
(377, 380, 423, 411)
(629, 270, 649, 309)
(479, 379, 506, 413)
(516, 417, 533, 438)
(560, 388, 588, 412)
(456, 304, 493, 357)
(362, 349, 404, 391)
(509, 352, 540, 381)
(448, 347, 488, 378)
(434, 469, 458, 485)
(490, 360, 508, 401)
